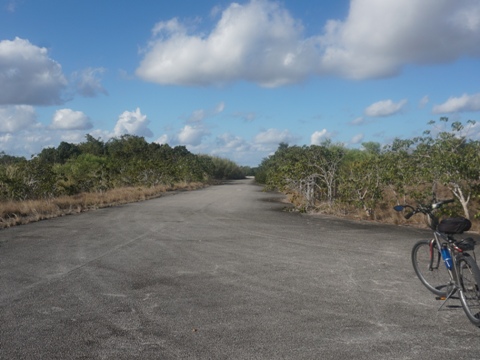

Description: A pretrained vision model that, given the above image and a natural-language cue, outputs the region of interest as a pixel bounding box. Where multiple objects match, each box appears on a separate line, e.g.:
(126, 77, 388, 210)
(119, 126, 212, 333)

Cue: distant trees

(0, 135, 246, 202)
(256, 118, 480, 219)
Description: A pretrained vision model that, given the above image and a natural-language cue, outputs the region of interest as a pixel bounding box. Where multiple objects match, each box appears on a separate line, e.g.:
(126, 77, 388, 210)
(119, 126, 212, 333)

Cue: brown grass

(0, 182, 206, 229)
(307, 185, 480, 233)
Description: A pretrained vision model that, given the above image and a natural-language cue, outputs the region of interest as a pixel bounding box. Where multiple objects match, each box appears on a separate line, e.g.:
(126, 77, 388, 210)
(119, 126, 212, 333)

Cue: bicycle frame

(422, 208, 456, 280)
(429, 230, 471, 305)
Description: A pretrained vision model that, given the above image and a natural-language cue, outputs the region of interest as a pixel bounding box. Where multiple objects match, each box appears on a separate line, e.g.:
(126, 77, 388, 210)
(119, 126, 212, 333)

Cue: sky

(1, 0, 480, 166)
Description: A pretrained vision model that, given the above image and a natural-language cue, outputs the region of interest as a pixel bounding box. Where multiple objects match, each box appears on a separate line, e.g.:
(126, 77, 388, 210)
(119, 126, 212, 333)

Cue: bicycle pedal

(436, 296, 447, 300)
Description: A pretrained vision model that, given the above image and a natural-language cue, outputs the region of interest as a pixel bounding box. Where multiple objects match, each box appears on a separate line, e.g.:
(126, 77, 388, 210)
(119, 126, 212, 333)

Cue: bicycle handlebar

(393, 199, 455, 220)
(432, 199, 454, 209)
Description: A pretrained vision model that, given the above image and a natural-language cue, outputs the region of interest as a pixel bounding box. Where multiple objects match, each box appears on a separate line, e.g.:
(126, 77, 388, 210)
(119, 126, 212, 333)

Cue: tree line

(0, 134, 247, 201)
(255, 118, 480, 220)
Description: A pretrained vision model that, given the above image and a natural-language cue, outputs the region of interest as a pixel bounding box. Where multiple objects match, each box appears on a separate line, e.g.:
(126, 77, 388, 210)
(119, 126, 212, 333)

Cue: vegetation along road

(1, 179, 480, 359)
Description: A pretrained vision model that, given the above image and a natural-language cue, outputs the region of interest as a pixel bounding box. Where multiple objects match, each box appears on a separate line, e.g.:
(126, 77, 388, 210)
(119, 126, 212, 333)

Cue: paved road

(1, 179, 480, 359)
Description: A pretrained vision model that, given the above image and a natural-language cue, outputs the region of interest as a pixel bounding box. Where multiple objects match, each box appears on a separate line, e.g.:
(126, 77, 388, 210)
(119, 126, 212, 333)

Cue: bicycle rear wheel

(457, 254, 480, 327)
(411, 240, 450, 297)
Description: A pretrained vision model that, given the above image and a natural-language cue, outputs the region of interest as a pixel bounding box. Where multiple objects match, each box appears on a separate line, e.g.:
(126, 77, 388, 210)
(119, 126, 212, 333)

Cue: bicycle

(394, 199, 480, 327)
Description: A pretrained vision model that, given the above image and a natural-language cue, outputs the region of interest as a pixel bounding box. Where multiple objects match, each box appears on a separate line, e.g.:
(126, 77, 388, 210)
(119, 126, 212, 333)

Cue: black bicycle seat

(437, 217, 472, 234)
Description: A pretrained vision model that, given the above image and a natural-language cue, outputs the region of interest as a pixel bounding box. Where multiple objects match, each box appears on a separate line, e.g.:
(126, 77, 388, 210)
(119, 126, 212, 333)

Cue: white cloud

(432, 93, 480, 113)
(419, 95, 430, 108)
(187, 102, 225, 123)
(320, 0, 480, 79)
(136, 0, 315, 87)
(364, 99, 407, 117)
(310, 129, 332, 145)
(113, 108, 153, 137)
(58, 131, 88, 144)
(211, 133, 256, 164)
(188, 109, 206, 123)
(350, 117, 365, 125)
(0, 37, 67, 105)
(254, 128, 297, 145)
(155, 134, 169, 145)
(72, 67, 108, 98)
(136, 0, 480, 86)
(215, 133, 251, 152)
(0, 105, 38, 133)
(51, 109, 93, 130)
(351, 133, 364, 144)
(0, 127, 57, 157)
(177, 125, 209, 146)
(0, 107, 96, 156)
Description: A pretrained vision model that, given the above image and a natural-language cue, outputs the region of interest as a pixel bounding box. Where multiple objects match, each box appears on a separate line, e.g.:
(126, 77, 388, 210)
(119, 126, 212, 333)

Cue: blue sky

(1, 0, 480, 166)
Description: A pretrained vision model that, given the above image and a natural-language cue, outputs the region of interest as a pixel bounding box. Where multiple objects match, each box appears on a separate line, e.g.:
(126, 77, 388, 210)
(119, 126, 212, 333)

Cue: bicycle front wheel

(457, 254, 480, 327)
(411, 240, 450, 297)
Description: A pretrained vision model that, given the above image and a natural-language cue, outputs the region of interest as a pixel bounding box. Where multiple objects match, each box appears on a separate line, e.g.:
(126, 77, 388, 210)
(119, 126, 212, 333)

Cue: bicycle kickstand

(436, 285, 458, 311)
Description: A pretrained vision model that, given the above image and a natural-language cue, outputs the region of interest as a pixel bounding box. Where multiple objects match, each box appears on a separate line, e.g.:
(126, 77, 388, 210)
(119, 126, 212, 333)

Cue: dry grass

(307, 186, 480, 233)
(0, 182, 206, 229)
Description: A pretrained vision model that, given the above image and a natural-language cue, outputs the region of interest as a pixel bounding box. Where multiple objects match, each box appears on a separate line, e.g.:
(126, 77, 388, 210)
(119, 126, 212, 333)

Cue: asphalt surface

(1, 178, 480, 359)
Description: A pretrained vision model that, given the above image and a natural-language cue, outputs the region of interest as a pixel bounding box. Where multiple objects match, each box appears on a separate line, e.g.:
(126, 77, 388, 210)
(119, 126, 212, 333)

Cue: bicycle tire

(457, 254, 480, 327)
(411, 240, 450, 297)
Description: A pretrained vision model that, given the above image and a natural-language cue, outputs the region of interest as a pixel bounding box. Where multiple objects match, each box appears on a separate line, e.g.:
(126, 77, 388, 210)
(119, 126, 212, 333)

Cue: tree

(0, 158, 57, 200)
(55, 154, 109, 194)
(416, 118, 480, 219)
(305, 141, 345, 204)
(255, 142, 345, 209)
(339, 149, 384, 218)
(0, 152, 25, 165)
(361, 141, 381, 155)
(78, 134, 105, 156)
(56, 142, 81, 164)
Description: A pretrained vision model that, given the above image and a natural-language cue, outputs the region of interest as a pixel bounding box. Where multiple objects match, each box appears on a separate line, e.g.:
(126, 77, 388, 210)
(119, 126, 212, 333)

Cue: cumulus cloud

(113, 108, 153, 137)
(177, 125, 210, 146)
(364, 99, 407, 117)
(212, 133, 255, 164)
(58, 131, 88, 144)
(0, 106, 95, 156)
(50, 109, 93, 130)
(311, 129, 333, 145)
(136, 0, 480, 86)
(0, 37, 67, 105)
(216, 133, 251, 152)
(136, 0, 315, 87)
(254, 128, 298, 145)
(0, 105, 38, 133)
(72, 67, 108, 97)
(320, 0, 480, 79)
(0, 130, 54, 156)
(2, 129, 85, 157)
(433, 93, 480, 113)
(155, 134, 169, 145)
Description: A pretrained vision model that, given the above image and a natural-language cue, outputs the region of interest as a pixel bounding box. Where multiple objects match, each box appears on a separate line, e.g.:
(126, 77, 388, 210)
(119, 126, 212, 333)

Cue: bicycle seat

(437, 217, 472, 234)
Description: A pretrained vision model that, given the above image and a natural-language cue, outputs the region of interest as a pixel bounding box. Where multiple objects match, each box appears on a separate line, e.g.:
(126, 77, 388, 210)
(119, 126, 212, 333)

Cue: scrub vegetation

(0, 134, 247, 228)
(256, 118, 480, 230)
